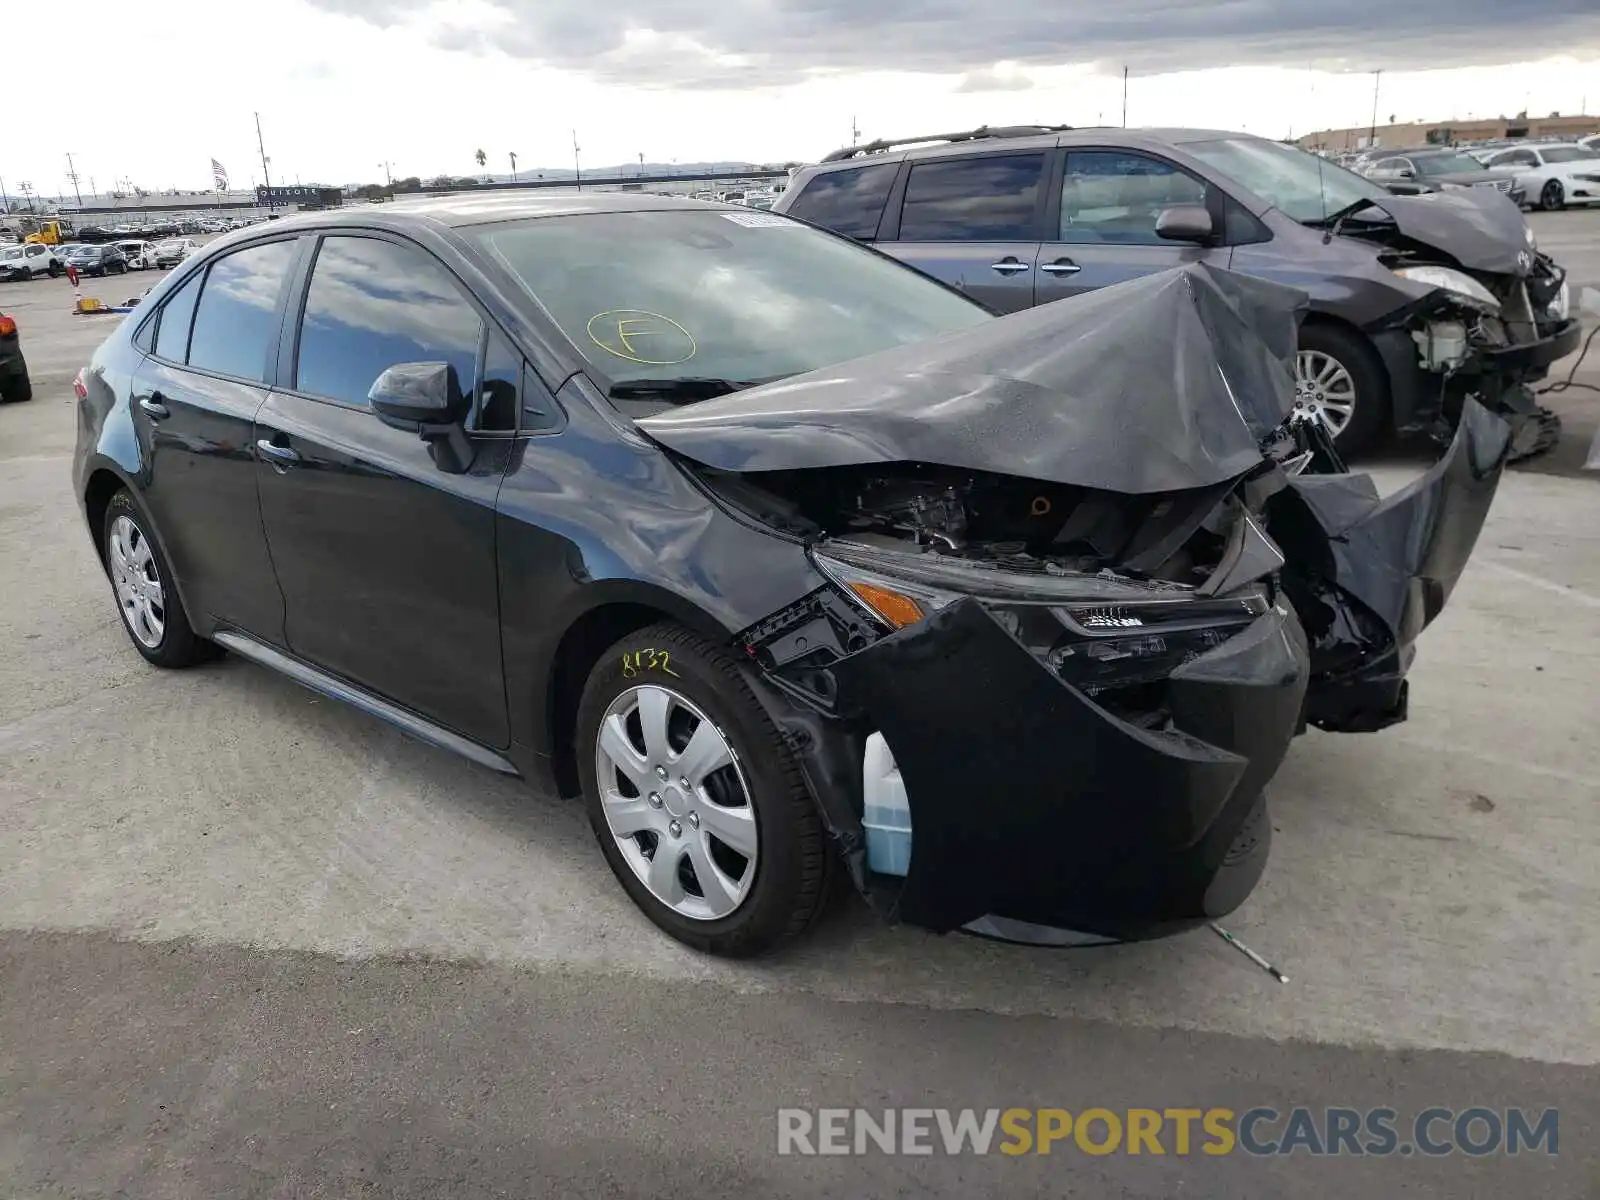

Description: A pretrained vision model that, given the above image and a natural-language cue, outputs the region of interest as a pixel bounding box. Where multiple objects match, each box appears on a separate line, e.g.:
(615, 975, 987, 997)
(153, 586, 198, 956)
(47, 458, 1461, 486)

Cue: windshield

(1541, 146, 1597, 164)
(1184, 137, 1388, 223)
(1414, 153, 1485, 176)
(470, 209, 992, 390)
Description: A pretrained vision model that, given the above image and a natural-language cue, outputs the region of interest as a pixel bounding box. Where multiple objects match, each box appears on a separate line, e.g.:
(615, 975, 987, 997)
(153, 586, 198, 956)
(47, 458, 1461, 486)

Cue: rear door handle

(136, 393, 170, 419)
(990, 257, 1031, 276)
(256, 438, 301, 470)
(1040, 258, 1082, 275)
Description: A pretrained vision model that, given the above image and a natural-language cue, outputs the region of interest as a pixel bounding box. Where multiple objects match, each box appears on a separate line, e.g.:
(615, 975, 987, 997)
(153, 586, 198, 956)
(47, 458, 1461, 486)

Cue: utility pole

(65, 153, 83, 208)
(255, 111, 274, 209)
(509, 152, 518, 182)
(0, 175, 8, 214)
(378, 161, 393, 186)
(1369, 69, 1382, 148)
(1122, 66, 1129, 127)
(851, 115, 860, 146)
(638, 151, 644, 176)
(573, 130, 582, 190)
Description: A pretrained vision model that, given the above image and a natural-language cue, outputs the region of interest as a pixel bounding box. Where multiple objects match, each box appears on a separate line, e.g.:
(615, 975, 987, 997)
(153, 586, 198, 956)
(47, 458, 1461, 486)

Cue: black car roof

(251, 191, 729, 233)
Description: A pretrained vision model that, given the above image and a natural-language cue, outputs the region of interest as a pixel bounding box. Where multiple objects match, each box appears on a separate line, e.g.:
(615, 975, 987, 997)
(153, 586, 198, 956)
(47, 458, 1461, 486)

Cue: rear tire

(101, 488, 218, 668)
(576, 621, 833, 957)
(0, 368, 31, 404)
(1297, 322, 1389, 458)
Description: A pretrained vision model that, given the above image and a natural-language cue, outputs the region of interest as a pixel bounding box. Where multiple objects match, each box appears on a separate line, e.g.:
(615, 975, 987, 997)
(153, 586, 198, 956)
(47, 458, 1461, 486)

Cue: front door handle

(990, 257, 1031, 276)
(136, 393, 170, 419)
(256, 438, 301, 471)
(1039, 258, 1082, 275)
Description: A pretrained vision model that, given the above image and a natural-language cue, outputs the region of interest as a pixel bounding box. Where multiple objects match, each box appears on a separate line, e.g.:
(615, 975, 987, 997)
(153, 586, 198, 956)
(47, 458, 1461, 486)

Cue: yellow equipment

(22, 219, 68, 245)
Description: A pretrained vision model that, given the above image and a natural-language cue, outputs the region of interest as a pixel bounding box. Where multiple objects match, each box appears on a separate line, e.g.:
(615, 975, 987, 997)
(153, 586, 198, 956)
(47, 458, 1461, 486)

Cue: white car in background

(0, 243, 63, 281)
(116, 240, 158, 270)
(153, 239, 199, 270)
(1483, 143, 1600, 211)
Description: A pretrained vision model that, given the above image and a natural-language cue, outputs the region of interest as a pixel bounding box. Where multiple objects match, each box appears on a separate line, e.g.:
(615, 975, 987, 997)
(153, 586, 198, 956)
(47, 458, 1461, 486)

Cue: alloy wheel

(1293, 350, 1357, 438)
(1541, 180, 1564, 211)
(594, 684, 758, 921)
(107, 514, 166, 648)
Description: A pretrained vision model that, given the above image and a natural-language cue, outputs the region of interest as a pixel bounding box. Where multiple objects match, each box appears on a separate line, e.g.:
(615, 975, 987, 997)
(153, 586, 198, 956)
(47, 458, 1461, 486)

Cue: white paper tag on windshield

(720, 211, 794, 228)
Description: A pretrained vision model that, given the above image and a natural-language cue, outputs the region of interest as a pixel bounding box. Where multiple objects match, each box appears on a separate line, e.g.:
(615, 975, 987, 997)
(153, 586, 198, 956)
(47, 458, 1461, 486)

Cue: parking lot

(2, 212, 1598, 1196)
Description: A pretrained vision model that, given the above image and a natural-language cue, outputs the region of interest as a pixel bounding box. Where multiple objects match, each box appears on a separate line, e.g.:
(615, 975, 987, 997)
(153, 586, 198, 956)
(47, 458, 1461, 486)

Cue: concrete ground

(1, 212, 1597, 1197)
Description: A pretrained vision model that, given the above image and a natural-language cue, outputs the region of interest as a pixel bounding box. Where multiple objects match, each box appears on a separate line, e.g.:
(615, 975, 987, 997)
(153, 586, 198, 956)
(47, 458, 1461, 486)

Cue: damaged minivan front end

(640, 264, 1515, 945)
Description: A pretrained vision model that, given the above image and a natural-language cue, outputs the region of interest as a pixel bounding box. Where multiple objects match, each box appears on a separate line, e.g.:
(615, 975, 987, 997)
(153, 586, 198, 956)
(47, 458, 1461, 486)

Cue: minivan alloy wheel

(1293, 350, 1357, 437)
(108, 514, 165, 648)
(594, 683, 759, 921)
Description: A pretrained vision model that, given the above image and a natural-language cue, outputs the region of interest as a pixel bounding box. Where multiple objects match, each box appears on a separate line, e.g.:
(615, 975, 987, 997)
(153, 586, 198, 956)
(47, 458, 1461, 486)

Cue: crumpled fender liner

(831, 597, 1309, 936)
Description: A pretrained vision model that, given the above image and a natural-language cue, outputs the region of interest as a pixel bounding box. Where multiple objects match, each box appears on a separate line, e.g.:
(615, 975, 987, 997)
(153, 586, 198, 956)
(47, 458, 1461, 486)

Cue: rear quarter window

(785, 162, 899, 240)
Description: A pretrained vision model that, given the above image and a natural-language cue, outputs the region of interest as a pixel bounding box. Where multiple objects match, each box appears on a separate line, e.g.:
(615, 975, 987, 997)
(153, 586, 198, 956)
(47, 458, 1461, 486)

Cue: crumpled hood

(639, 264, 1307, 495)
(1355, 188, 1532, 276)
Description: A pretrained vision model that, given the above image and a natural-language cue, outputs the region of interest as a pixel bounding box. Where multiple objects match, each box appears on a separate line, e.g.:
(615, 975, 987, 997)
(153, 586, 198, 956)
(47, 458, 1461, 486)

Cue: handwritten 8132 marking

(621, 648, 680, 678)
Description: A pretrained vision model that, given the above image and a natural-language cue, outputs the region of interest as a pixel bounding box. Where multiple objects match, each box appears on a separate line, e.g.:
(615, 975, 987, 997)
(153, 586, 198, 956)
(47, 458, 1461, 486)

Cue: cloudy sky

(5, 0, 1598, 197)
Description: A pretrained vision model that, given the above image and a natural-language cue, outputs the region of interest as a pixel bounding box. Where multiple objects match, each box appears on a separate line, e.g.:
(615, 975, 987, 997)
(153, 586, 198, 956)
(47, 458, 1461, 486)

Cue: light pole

(573, 130, 582, 190)
(378, 161, 393, 186)
(1369, 69, 1383, 148)
(509, 151, 518, 182)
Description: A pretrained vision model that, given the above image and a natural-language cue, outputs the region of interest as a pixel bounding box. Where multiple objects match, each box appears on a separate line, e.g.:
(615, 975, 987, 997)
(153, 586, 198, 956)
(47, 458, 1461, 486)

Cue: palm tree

(508, 151, 518, 182)
(474, 148, 487, 179)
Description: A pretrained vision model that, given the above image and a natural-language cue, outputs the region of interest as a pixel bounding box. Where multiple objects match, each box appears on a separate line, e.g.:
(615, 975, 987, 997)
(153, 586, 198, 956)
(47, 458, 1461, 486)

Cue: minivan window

(153, 271, 202, 363)
(1059, 151, 1209, 244)
(1184, 137, 1388, 224)
(186, 240, 297, 381)
(470, 210, 989, 391)
(294, 235, 483, 408)
(897, 153, 1047, 241)
(785, 162, 899, 239)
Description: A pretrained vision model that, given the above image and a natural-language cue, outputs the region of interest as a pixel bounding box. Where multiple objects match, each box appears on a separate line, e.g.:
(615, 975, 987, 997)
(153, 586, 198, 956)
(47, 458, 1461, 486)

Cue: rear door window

(897, 153, 1047, 241)
(186, 240, 297, 381)
(1058, 151, 1209, 245)
(152, 272, 203, 363)
(293, 234, 482, 408)
(785, 163, 899, 239)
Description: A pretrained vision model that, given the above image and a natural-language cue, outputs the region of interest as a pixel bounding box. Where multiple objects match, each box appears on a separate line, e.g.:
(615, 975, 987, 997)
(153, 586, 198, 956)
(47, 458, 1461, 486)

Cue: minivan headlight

(1391, 265, 1501, 313)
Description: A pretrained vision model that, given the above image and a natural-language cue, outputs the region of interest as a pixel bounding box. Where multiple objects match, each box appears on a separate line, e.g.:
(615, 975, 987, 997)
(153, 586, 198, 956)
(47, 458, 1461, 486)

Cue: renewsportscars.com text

(776, 1106, 1558, 1158)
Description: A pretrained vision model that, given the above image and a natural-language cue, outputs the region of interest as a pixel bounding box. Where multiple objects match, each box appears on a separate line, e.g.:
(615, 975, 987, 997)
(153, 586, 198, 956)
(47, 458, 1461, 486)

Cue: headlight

(1391, 265, 1501, 313)
(1548, 281, 1571, 321)
(1524, 225, 1537, 250)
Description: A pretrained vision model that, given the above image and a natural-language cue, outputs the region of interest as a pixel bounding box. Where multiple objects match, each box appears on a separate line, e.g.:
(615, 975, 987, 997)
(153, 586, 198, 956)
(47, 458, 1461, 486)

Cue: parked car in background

(62, 242, 129, 277)
(153, 239, 198, 269)
(1363, 149, 1524, 205)
(116, 240, 158, 270)
(0, 308, 32, 403)
(0, 243, 63, 280)
(776, 125, 1576, 457)
(1483, 143, 1600, 210)
(70, 194, 1511, 956)
(1581, 134, 1600, 155)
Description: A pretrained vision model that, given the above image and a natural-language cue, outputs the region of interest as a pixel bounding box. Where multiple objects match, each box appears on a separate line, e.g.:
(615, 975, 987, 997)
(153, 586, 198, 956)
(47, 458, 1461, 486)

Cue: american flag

(211, 158, 228, 190)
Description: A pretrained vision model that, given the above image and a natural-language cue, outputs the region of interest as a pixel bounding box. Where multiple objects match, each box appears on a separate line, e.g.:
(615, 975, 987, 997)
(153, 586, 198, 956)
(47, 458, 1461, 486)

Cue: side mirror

(368, 361, 475, 473)
(369, 361, 467, 428)
(1155, 205, 1214, 243)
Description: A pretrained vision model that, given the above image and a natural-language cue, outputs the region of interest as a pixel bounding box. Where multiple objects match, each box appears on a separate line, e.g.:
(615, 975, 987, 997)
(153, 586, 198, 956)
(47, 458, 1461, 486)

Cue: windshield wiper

(607, 377, 760, 402)
(1308, 198, 1386, 244)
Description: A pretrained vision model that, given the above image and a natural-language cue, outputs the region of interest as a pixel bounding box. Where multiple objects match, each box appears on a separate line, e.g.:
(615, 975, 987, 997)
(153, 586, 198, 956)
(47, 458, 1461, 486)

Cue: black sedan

(70, 195, 1512, 956)
(61, 242, 129, 277)
(1365, 149, 1525, 205)
(1, 309, 31, 403)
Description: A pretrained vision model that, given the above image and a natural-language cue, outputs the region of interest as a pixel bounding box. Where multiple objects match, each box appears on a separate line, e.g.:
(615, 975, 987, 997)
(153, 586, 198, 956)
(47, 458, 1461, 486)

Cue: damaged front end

(1332, 191, 1580, 456)
(641, 264, 1515, 944)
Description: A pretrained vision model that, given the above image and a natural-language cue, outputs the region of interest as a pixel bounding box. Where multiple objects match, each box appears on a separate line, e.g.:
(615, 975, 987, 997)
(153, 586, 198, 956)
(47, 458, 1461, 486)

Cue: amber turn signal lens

(847, 581, 925, 629)
(0, 317, 15, 337)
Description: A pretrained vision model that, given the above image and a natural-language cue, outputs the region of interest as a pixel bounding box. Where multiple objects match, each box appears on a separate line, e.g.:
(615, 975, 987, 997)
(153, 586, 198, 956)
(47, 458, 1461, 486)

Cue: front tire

(101, 488, 217, 668)
(576, 622, 832, 956)
(1539, 179, 1565, 212)
(46, 262, 62, 278)
(1296, 323, 1389, 458)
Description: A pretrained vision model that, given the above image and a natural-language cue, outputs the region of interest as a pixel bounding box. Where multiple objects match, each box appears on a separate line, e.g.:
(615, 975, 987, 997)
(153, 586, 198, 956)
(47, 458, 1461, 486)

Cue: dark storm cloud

(313, 0, 1600, 87)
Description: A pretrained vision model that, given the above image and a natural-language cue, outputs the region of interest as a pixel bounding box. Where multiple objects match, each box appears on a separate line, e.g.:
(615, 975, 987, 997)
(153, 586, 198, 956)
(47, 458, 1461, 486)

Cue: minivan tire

(1297, 322, 1389, 458)
(576, 621, 833, 957)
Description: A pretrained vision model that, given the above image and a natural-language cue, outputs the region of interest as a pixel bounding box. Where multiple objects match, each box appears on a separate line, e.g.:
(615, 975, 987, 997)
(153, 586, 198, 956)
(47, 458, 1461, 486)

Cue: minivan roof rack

(820, 124, 1073, 162)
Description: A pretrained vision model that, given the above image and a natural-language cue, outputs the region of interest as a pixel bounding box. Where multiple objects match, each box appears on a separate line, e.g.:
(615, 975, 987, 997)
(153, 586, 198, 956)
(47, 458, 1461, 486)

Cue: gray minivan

(775, 126, 1578, 456)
